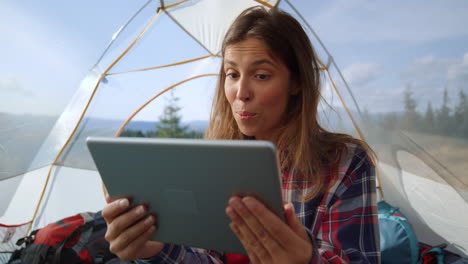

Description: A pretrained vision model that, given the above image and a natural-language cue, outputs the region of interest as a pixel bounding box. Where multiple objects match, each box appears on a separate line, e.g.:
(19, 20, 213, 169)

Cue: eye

(255, 74, 270, 80)
(226, 72, 239, 79)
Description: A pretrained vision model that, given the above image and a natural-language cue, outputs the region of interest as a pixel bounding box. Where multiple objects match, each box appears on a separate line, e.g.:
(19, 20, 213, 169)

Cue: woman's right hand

(102, 197, 165, 261)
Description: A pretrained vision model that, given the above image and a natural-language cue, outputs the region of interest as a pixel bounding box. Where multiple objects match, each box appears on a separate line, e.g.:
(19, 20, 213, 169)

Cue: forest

(366, 88, 468, 139)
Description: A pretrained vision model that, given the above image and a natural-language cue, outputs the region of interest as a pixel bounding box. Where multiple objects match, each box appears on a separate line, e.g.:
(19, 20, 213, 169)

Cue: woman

(102, 6, 380, 264)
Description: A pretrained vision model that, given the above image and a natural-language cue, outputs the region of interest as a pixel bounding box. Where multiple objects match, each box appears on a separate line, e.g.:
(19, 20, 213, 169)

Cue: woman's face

(224, 37, 293, 141)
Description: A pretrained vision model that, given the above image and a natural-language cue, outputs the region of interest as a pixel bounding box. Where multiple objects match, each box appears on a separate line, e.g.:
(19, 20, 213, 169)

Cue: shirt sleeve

(309, 146, 380, 264)
(134, 244, 224, 264)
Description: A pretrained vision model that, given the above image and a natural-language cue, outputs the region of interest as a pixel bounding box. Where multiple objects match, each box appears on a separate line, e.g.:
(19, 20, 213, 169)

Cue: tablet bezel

(87, 137, 285, 255)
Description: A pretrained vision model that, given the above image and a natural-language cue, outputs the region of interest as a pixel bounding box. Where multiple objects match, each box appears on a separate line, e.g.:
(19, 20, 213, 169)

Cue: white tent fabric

(0, 166, 105, 229)
(163, 0, 279, 55)
(380, 162, 468, 255)
(1, 0, 467, 262)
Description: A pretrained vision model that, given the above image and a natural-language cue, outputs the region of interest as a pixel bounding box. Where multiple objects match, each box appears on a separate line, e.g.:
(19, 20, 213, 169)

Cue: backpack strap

(52, 221, 94, 264)
(71, 213, 95, 254)
(421, 244, 446, 264)
(15, 230, 38, 247)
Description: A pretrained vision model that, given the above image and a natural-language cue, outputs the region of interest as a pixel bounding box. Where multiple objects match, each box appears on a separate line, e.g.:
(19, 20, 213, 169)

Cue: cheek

(258, 86, 289, 109)
(224, 83, 235, 105)
(261, 92, 285, 106)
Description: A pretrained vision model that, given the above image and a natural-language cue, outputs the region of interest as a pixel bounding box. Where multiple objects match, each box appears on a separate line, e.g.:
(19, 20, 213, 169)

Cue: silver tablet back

(87, 137, 284, 255)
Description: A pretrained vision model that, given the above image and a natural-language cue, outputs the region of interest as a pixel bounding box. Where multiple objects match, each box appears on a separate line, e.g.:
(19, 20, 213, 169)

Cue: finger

(106, 205, 147, 241)
(103, 183, 110, 203)
(114, 223, 156, 261)
(227, 198, 277, 260)
(110, 214, 156, 254)
(241, 197, 301, 250)
(102, 198, 130, 223)
(284, 203, 309, 241)
(229, 222, 263, 264)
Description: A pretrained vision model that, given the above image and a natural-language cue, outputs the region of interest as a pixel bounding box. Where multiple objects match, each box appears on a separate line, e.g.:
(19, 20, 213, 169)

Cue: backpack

(419, 244, 446, 264)
(378, 200, 420, 264)
(7, 212, 122, 264)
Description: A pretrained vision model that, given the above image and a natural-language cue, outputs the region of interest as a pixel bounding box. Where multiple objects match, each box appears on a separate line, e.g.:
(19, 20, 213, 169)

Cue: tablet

(86, 137, 284, 255)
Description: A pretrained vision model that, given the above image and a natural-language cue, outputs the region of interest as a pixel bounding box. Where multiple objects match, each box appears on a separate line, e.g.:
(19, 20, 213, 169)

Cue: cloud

(397, 53, 468, 111)
(401, 53, 468, 88)
(447, 52, 468, 83)
(343, 63, 382, 87)
(308, 0, 468, 44)
(326, 53, 468, 113)
(0, 2, 87, 115)
(401, 56, 455, 84)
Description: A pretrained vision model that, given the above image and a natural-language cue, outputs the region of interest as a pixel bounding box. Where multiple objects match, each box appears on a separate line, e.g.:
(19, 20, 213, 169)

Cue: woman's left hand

(226, 196, 313, 264)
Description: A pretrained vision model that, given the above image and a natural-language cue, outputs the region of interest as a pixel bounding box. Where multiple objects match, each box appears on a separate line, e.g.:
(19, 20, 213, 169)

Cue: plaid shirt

(137, 143, 380, 264)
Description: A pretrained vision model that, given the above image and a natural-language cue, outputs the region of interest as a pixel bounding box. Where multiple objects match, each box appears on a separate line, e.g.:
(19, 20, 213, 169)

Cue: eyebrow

(224, 59, 276, 68)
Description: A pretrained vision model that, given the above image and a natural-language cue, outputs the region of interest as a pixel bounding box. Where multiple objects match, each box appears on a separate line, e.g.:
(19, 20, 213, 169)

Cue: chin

(237, 126, 257, 138)
(240, 130, 256, 138)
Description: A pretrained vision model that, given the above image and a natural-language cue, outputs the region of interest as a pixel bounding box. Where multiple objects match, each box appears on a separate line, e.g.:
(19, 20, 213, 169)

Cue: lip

(237, 111, 257, 120)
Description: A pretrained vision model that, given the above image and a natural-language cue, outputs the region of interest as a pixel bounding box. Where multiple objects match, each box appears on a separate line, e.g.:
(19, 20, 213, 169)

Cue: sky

(295, 0, 468, 113)
(1, 0, 468, 121)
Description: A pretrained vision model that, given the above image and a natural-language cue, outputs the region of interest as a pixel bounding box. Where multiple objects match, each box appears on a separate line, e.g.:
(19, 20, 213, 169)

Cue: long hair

(205, 6, 373, 200)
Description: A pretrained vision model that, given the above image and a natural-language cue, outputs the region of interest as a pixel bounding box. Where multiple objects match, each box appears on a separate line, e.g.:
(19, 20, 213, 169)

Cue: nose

(236, 76, 252, 102)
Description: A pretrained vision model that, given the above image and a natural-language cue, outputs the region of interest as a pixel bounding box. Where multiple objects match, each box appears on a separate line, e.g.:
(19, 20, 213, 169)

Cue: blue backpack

(378, 201, 420, 264)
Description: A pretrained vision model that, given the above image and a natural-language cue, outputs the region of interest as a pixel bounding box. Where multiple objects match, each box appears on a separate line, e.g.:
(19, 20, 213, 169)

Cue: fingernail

(230, 198, 242, 209)
(242, 197, 255, 209)
(119, 199, 129, 208)
(136, 205, 146, 215)
(226, 207, 235, 219)
(145, 215, 154, 225)
(228, 196, 238, 205)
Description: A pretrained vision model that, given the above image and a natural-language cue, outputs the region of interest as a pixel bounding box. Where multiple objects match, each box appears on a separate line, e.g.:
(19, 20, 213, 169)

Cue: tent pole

(115, 73, 219, 137)
(284, 0, 364, 118)
(25, 8, 165, 237)
(107, 54, 220, 76)
(284, 0, 384, 199)
(94, 0, 153, 68)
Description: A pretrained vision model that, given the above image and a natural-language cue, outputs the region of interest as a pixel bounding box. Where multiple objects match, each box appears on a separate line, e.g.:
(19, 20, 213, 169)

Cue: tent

(1, 0, 467, 262)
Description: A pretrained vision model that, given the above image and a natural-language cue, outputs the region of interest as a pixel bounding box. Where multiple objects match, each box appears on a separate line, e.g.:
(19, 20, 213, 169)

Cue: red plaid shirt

(137, 143, 380, 263)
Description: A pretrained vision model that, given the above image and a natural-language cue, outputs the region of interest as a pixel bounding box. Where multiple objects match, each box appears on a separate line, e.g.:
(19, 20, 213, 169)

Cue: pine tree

(436, 87, 452, 136)
(401, 85, 420, 131)
(461, 110, 468, 139)
(119, 92, 204, 138)
(153, 91, 190, 138)
(424, 102, 435, 133)
(380, 113, 398, 131)
(120, 129, 145, 137)
(454, 90, 467, 124)
(455, 89, 468, 138)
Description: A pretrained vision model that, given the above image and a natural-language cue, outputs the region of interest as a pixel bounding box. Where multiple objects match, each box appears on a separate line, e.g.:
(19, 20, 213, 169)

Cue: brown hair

(205, 6, 373, 200)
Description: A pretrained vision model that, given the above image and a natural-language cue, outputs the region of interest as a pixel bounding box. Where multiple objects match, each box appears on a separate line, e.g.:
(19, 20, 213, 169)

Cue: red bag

(11, 213, 95, 264)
